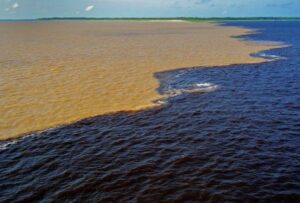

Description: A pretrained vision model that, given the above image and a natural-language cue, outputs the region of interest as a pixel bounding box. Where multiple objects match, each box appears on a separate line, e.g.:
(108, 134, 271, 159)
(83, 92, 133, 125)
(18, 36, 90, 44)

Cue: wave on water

(0, 140, 18, 151)
(154, 82, 219, 104)
(0, 126, 61, 151)
(0, 82, 220, 146)
(164, 82, 218, 97)
(251, 51, 286, 60)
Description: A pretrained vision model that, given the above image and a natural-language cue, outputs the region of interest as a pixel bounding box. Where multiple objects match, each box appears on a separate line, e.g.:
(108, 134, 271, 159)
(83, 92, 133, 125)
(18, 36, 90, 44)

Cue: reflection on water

(0, 21, 274, 139)
(0, 21, 300, 202)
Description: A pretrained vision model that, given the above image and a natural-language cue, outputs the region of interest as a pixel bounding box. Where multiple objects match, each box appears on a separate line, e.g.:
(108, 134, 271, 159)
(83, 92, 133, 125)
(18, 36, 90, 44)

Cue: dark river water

(1, 21, 300, 202)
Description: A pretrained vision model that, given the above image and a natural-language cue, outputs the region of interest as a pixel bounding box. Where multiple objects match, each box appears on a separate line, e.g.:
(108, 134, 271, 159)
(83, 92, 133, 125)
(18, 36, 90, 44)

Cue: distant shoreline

(1, 17, 300, 22)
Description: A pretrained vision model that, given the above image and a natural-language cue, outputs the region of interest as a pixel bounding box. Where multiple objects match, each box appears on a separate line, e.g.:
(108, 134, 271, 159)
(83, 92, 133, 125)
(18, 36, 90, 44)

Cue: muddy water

(0, 21, 274, 139)
(1, 21, 300, 202)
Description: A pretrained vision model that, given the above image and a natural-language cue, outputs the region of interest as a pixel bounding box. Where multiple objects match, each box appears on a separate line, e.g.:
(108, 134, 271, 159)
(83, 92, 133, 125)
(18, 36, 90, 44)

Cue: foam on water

(154, 82, 219, 104)
(0, 140, 18, 151)
(251, 51, 286, 60)
(0, 126, 61, 151)
(165, 82, 218, 96)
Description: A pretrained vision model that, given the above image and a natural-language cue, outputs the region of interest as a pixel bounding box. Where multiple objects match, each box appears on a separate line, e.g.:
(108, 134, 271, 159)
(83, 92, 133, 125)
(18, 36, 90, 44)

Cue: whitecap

(0, 140, 18, 151)
(0, 126, 61, 151)
(156, 82, 219, 104)
(252, 51, 286, 60)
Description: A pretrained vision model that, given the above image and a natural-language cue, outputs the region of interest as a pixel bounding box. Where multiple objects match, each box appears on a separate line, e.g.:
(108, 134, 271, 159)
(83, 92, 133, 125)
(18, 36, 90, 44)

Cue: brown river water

(0, 21, 274, 139)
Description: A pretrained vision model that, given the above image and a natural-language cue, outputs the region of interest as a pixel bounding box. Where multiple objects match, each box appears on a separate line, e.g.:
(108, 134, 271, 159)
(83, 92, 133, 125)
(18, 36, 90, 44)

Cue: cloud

(12, 2, 18, 9)
(4, 2, 19, 12)
(85, 5, 94, 12)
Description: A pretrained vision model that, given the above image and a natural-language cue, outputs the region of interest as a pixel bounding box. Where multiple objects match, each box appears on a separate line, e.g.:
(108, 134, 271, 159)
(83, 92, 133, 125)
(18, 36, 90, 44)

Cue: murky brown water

(1, 21, 299, 202)
(0, 21, 274, 139)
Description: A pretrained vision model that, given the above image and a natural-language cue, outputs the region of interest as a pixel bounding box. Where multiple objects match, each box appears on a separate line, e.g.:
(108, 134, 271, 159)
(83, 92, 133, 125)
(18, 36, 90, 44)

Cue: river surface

(1, 21, 300, 202)
(0, 21, 268, 140)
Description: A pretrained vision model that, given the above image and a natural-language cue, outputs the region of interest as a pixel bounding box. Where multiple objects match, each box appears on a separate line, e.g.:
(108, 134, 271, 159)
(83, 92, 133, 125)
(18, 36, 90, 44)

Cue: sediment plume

(0, 20, 277, 139)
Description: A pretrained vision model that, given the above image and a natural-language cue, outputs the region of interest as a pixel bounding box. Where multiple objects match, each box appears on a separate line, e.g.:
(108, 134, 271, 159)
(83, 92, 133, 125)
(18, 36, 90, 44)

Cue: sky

(0, 0, 299, 19)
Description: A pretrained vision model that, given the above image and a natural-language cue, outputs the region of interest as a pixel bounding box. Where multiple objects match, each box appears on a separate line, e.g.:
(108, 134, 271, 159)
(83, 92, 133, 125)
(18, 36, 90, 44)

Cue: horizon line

(1, 17, 300, 21)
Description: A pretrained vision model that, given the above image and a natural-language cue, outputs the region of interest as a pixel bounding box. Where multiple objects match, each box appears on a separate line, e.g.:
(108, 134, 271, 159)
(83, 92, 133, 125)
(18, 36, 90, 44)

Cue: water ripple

(1, 21, 300, 202)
